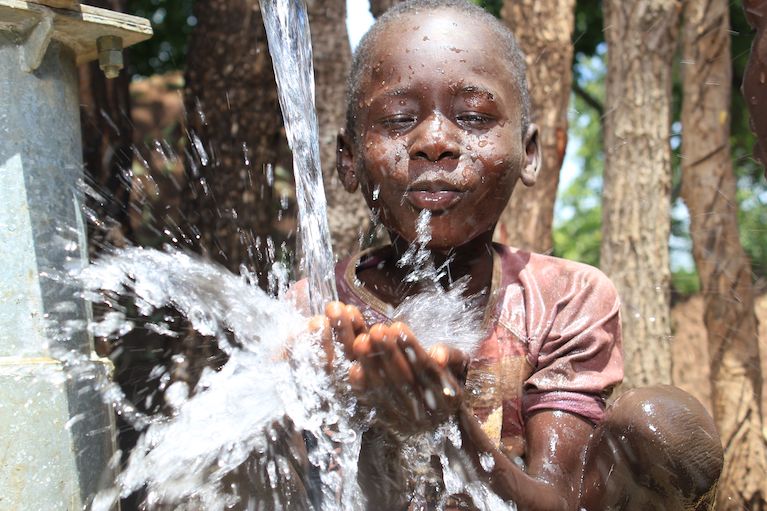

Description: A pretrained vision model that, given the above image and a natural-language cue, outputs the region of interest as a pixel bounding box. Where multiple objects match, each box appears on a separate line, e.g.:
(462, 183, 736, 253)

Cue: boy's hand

(307, 301, 368, 371)
(310, 301, 469, 434)
(350, 321, 469, 435)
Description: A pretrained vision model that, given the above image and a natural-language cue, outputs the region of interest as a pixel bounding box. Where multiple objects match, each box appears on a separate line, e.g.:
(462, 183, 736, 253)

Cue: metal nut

(97, 35, 123, 79)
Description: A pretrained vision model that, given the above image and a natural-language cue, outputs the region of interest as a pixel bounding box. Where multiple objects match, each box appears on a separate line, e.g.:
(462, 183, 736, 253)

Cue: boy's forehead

(372, 10, 497, 60)
(361, 11, 517, 99)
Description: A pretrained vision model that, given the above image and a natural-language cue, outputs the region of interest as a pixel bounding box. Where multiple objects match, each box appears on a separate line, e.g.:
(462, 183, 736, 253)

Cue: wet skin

(316, 7, 721, 511)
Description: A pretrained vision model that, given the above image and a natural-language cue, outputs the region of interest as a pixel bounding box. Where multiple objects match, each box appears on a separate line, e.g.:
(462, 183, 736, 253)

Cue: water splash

(392, 210, 485, 353)
(79, 248, 363, 510)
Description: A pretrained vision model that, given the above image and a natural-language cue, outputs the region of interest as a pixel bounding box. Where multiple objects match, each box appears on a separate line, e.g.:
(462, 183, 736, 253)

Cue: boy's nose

(409, 113, 460, 162)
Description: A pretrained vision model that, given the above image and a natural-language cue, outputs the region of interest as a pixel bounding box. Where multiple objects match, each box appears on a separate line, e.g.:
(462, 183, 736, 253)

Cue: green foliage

(126, 0, 196, 77)
(671, 268, 701, 297)
(738, 179, 767, 278)
(572, 0, 603, 74)
(472, 0, 502, 17)
(552, 51, 604, 268)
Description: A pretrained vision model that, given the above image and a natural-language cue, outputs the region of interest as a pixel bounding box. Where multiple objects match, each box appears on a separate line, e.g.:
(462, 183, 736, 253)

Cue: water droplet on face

(372, 185, 381, 201)
(478, 140, 488, 148)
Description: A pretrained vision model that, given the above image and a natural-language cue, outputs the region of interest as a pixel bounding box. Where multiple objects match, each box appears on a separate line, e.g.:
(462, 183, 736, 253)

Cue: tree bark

(601, 0, 680, 388)
(680, 1, 767, 507)
(743, 0, 767, 176)
(308, 0, 371, 258)
(183, 0, 291, 280)
(495, 0, 575, 253)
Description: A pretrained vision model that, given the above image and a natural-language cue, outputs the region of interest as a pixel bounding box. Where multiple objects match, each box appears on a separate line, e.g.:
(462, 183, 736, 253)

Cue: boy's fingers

(355, 325, 422, 423)
(349, 362, 366, 393)
(325, 301, 356, 358)
(325, 302, 369, 360)
(352, 332, 373, 359)
(347, 304, 367, 336)
(390, 322, 432, 372)
(389, 327, 464, 416)
(369, 324, 415, 385)
(387, 323, 452, 413)
(308, 315, 329, 335)
(352, 333, 386, 390)
(428, 344, 470, 383)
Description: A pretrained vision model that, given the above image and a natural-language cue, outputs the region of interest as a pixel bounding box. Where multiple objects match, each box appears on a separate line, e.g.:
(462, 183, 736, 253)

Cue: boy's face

(340, 10, 539, 250)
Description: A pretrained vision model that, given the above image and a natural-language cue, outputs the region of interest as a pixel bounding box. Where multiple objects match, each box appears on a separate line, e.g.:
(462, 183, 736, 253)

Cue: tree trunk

(601, 0, 679, 388)
(743, 0, 767, 176)
(183, 0, 291, 280)
(78, 0, 133, 255)
(495, 0, 575, 253)
(308, 0, 371, 258)
(681, 1, 767, 507)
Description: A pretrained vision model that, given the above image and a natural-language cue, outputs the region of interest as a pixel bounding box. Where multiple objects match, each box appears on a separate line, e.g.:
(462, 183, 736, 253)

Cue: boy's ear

(520, 123, 541, 187)
(336, 129, 359, 193)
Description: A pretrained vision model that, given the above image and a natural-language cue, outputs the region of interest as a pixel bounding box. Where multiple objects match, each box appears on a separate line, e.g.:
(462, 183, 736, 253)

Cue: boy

(311, 1, 723, 509)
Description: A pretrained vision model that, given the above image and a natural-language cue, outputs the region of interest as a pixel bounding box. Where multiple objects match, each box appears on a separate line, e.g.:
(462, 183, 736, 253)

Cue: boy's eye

(380, 114, 416, 131)
(456, 112, 493, 128)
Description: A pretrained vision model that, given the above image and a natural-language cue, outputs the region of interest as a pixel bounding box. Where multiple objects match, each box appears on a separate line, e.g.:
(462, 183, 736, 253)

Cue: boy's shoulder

(495, 244, 618, 300)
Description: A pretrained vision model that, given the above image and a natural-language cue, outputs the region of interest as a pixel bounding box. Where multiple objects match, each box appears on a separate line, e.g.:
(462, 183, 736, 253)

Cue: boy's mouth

(405, 185, 464, 211)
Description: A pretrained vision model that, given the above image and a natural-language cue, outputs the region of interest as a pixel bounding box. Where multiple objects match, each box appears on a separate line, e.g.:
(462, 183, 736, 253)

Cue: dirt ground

(671, 293, 767, 437)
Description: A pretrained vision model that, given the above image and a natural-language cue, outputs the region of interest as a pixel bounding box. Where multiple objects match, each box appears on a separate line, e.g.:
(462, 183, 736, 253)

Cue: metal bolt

(97, 35, 123, 79)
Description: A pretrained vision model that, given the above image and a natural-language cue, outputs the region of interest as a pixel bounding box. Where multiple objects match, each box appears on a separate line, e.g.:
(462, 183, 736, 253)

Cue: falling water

(260, 0, 337, 314)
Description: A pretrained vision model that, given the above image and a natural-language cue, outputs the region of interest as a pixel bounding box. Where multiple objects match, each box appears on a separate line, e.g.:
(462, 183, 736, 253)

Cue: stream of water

(260, 0, 337, 315)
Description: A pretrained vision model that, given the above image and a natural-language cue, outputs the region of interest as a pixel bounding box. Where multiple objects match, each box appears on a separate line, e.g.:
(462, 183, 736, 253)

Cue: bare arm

(457, 405, 593, 511)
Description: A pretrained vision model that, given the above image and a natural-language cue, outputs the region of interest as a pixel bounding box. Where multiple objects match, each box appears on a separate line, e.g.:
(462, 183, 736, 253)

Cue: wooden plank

(0, 0, 152, 64)
(29, 0, 79, 10)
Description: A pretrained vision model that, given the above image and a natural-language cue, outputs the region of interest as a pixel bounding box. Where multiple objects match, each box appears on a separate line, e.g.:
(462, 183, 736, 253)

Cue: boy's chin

(400, 231, 491, 253)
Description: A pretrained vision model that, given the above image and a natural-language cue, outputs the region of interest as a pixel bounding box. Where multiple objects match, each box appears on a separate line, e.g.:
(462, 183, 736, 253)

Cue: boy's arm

(457, 405, 592, 511)
(323, 302, 593, 511)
